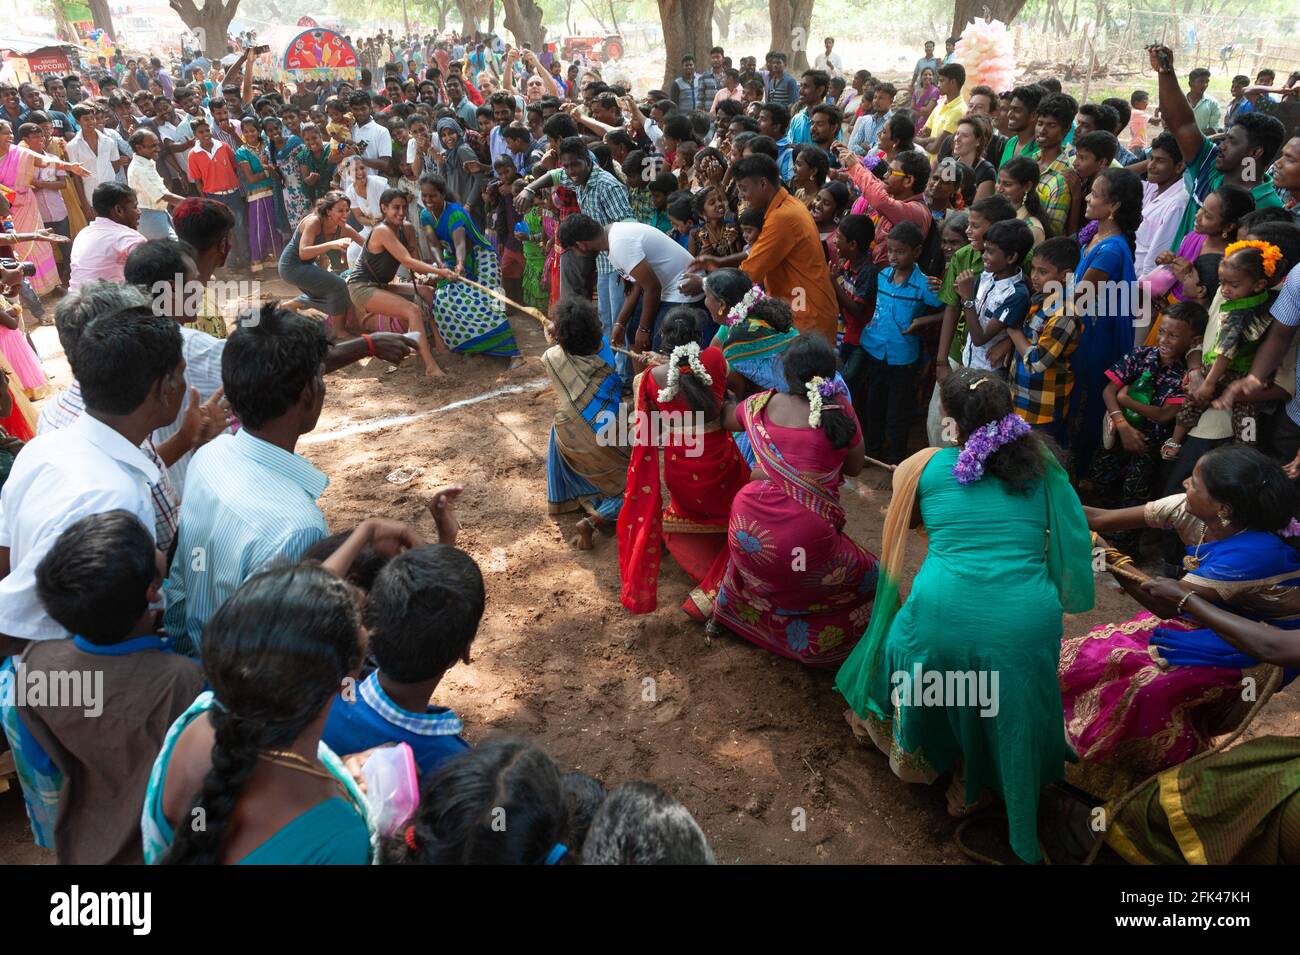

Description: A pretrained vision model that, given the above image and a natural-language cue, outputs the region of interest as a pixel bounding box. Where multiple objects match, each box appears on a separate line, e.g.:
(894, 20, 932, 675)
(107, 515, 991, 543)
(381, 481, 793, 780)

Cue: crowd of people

(1, 22, 1299, 865)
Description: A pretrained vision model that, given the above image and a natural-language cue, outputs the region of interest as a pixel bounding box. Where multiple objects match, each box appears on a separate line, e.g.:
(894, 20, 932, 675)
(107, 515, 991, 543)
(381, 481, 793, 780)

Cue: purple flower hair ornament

(952, 412, 1031, 485)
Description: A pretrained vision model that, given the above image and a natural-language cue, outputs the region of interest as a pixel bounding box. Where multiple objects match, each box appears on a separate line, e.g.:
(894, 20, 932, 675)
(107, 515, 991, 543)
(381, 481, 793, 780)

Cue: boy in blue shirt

(859, 220, 943, 463)
(323, 533, 482, 775)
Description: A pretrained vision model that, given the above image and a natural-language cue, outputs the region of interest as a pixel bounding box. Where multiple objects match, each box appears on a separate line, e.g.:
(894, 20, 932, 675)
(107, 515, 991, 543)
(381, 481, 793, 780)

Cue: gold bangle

(1176, 590, 1196, 615)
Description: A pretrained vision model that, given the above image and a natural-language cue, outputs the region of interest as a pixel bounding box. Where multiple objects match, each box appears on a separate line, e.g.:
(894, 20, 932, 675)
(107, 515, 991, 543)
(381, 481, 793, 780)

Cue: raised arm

(1148, 45, 1203, 165)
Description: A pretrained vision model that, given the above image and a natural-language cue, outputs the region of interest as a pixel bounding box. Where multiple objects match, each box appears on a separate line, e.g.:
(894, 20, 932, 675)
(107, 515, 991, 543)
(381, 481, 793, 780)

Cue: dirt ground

(2, 271, 1298, 865)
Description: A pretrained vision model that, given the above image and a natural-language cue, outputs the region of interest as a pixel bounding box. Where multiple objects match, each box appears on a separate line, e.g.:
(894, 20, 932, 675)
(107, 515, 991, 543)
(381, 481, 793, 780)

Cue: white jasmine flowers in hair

(657, 341, 713, 403)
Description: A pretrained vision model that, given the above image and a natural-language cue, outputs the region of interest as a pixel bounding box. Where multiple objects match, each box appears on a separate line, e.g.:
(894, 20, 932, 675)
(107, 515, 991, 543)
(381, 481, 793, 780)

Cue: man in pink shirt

(833, 145, 933, 266)
(68, 182, 145, 291)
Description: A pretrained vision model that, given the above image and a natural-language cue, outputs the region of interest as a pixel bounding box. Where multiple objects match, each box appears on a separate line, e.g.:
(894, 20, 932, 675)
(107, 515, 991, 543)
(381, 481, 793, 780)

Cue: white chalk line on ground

(300, 378, 550, 446)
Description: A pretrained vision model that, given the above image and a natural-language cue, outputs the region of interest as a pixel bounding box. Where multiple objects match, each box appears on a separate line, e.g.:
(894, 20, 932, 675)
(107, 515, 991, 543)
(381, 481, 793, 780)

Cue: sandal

(1160, 439, 1182, 461)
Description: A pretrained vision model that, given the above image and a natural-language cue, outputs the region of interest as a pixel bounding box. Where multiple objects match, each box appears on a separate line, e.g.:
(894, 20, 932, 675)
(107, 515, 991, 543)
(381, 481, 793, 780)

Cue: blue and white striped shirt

(163, 428, 329, 656)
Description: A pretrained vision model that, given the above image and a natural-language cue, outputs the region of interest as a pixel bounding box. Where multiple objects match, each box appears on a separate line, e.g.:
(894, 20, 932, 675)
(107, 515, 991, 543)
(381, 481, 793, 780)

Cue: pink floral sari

(712, 391, 878, 667)
(0, 146, 58, 295)
(1060, 529, 1300, 797)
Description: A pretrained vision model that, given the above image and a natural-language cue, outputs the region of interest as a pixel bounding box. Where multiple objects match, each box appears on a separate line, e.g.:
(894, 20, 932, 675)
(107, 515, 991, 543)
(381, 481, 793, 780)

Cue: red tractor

(560, 34, 625, 63)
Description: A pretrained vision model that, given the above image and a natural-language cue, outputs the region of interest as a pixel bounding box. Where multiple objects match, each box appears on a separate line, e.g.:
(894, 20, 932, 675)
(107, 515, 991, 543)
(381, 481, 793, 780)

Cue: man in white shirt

(126, 129, 184, 241)
(65, 103, 124, 214)
(557, 215, 704, 357)
(1134, 132, 1188, 275)
(348, 91, 394, 175)
(68, 182, 146, 291)
(814, 37, 844, 78)
(0, 306, 186, 647)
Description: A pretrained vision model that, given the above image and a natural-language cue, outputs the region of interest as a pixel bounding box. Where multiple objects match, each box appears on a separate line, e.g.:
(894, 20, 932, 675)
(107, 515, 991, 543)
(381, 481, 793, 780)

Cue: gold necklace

(1183, 525, 1207, 570)
(258, 749, 336, 782)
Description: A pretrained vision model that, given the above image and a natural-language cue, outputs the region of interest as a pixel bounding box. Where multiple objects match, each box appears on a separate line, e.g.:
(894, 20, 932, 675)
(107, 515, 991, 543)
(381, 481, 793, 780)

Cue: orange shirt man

(730, 155, 838, 343)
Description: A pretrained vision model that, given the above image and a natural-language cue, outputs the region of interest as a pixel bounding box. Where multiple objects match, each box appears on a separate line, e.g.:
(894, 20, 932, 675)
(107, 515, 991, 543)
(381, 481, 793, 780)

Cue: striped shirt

(558, 165, 633, 276)
(1036, 146, 1076, 238)
(163, 429, 329, 656)
(36, 382, 180, 553)
(1270, 266, 1300, 426)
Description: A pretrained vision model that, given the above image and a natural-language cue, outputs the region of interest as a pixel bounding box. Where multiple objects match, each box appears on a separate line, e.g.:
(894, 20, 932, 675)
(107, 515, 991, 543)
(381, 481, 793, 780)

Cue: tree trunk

(660, 0, 716, 92)
(607, 0, 622, 36)
(456, 0, 485, 35)
(768, 0, 814, 72)
(88, 0, 117, 40)
(713, 1, 732, 41)
(503, 0, 547, 50)
(437, 0, 451, 32)
(168, 0, 240, 58)
(950, 0, 1030, 37)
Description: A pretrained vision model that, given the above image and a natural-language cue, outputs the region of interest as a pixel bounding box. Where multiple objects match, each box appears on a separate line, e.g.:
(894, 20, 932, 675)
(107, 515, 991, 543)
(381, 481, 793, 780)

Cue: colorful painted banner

(282, 28, 360, 80)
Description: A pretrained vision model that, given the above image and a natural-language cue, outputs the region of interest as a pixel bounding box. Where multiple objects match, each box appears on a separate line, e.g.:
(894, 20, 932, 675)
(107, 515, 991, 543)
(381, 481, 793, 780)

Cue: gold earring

(1219, 512, 1232, 527)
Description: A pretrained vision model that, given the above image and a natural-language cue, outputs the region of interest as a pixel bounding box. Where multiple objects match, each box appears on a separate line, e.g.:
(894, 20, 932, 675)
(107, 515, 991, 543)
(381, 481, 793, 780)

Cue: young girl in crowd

(790, 144, 830, 210)
(995, 156, 1050, 244)
(235, 117, 282, 270)
(1162, 241, 1282, 459)
(812, 180, 852, 248)
(738, 207, 763, 249)
(689, 185, 742, 260)
(1142, 184, 1255, 310)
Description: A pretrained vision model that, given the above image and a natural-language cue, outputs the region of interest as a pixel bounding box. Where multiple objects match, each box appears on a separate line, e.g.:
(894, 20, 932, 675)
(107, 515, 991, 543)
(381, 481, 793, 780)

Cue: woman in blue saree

(1069, 168, 1141, 473)
(540, 298, 629, 549)
(1064, 445, 1300, 798)
(418, 175, 522, 363)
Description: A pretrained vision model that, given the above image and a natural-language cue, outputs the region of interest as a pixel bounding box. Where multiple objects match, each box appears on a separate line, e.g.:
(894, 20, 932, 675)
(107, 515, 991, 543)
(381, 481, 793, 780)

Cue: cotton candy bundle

(954, 18, 1018, 93)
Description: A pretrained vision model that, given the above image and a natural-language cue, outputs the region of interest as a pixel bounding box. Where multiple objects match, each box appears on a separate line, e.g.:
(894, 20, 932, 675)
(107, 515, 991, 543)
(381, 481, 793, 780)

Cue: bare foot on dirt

(572, 518, 596, 550)
(424, 361, 446, 378)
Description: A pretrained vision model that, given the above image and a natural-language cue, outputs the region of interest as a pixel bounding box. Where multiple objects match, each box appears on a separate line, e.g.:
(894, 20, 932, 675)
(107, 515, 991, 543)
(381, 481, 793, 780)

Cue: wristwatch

(962, 298, 976, 310)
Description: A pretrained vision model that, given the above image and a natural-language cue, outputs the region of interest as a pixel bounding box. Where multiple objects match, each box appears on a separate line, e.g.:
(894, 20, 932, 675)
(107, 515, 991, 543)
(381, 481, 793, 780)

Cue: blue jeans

(137, 208, 177, 241)
(205, 191, 249, 267)
(598, 269, 627, 375)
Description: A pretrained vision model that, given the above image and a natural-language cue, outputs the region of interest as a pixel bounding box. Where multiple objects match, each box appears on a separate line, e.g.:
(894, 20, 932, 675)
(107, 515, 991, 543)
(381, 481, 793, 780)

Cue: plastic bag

(361, 742, 420, 837)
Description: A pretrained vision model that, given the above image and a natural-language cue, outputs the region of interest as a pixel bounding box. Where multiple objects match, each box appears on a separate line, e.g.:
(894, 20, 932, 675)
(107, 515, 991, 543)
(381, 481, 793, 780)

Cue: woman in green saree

(835, 368, 1094, 863)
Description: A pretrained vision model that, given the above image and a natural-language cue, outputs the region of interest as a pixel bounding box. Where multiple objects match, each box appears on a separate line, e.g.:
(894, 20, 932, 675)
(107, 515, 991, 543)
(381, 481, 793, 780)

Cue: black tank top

(351, 225, 402, 285)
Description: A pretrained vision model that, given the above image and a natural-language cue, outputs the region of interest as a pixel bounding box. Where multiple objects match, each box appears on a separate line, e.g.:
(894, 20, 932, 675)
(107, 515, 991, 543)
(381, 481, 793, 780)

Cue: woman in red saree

(619, 309, 748, 619)
(711, 334, 878, 667)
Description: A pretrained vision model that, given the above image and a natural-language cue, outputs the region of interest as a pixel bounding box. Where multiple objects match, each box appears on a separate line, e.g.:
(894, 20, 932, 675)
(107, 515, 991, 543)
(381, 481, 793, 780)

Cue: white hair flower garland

(806, 376, 827, 427)
(805, 375, 847, 426)
(657, 341, 713, 403)
(724, 286, 768, 326)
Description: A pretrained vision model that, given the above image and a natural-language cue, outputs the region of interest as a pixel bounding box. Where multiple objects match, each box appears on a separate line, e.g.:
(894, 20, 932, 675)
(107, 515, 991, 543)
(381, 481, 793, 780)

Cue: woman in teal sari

(705, 271, 798, 467)
(835, 368, 1094, 864)
(418, 174, 521, 363)
(142, 564, 373, 865)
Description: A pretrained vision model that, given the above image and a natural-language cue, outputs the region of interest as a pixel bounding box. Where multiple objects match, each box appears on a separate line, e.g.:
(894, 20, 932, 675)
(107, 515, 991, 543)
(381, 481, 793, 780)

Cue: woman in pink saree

(0, 120, 87, 296)
(710, 334, 878, 667)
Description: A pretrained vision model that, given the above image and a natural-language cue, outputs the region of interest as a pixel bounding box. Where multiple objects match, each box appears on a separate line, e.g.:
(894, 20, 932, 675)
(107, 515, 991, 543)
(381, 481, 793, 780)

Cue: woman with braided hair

(142, 564, 372, 864)
(618, 308, 748, 620)
(710, 334, 878, 668)
(835, 368, 1093, 864)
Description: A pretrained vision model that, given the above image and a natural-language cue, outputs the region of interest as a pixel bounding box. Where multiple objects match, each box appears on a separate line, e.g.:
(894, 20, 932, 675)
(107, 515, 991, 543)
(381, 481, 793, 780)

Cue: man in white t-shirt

(557, 215, 705, 356)
(814, 37, 844, 78)
(348, 91, 394, 175)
